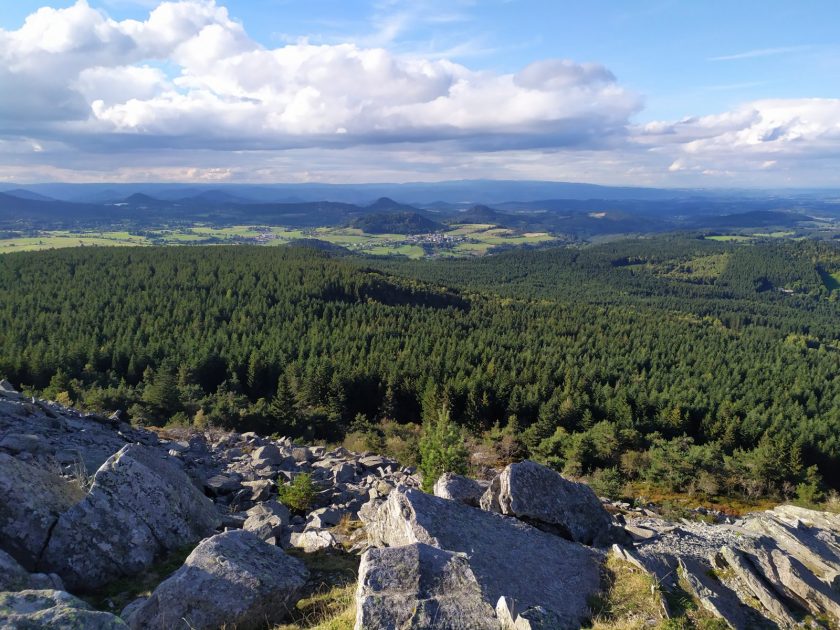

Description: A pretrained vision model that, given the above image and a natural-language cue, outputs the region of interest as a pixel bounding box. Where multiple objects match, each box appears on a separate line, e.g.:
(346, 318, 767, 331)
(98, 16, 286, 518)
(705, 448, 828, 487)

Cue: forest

(2, 235, 840, 505)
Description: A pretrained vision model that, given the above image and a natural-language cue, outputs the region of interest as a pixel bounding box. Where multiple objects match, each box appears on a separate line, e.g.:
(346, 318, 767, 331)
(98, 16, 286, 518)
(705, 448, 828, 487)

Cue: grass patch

(704, 235, 753, 242)
(818, 268, 840, 292)
(276, 550, 359, 630)
(587, 554, 666, 629)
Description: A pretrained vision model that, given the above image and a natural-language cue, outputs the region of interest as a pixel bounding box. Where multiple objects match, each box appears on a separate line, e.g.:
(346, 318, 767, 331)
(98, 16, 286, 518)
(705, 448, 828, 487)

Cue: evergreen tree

(269, 373, 299, 436)
(419, 404, 468, 492)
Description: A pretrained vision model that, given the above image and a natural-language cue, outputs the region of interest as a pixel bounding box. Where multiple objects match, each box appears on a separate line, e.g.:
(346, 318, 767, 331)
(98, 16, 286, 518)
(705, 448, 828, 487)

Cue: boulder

(364, 487, 602, 626)
(0, 549, 36, 592)
(480, 460, 616, 546)
(203, 473, 241, 496)
(125, 530, 309, 630)
(242, 479, 274, 502)
(0, 379, 20, 399)
(496, 596, 564, 630)
(0, 590, 126, 629)
(307, 506, 343, 529)
(251, 444, 290, 467)
(41, 444, 220, 591)
(0, 549, 63, 592)
(333, 462, 356, 484)
(289, 529, 337, 553)
(0, 452, 83, 569)
(434, 472, 488, 507)
(355, 542, 499, 630)
(243, 501, 290, 543)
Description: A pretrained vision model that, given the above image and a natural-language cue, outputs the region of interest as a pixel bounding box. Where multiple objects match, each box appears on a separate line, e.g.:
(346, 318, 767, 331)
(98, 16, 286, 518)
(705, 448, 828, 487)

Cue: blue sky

(1, 1, 839, 185)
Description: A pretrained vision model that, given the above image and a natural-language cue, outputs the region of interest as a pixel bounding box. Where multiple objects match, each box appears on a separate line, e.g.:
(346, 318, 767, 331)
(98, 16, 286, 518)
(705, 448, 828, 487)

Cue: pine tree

(269, 373, 299, 436)
(142, 366, 180, 418)
(419, 403, 468, 492)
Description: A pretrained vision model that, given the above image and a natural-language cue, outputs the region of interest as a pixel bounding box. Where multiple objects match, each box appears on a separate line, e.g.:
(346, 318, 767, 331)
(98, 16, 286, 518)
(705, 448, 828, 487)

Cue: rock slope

(2, 382, 840, 629)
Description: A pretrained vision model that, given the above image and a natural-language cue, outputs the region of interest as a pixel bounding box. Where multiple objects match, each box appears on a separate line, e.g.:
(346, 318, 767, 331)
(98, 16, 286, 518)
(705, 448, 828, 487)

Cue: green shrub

(278, 473, 317, 512)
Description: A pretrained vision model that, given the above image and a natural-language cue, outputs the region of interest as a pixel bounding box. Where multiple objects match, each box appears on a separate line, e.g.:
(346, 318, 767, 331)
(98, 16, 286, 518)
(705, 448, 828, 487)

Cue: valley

(0, 223, 559, 258)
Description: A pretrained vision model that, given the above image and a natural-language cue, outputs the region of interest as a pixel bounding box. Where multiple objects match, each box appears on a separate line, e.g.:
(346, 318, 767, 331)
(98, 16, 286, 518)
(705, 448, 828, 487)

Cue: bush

(589, 467, 625, 499)
(278, 473, 317, 512)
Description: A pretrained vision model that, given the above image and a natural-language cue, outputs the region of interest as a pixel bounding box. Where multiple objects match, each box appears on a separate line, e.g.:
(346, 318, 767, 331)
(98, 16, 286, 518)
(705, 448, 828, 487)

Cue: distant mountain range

(0, 183, 833, 237)
(5, 179, 840, 206)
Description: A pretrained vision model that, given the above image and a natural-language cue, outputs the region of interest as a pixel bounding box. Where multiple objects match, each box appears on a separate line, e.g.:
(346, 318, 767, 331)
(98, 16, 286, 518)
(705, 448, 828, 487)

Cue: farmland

(0, 223, 560, 258)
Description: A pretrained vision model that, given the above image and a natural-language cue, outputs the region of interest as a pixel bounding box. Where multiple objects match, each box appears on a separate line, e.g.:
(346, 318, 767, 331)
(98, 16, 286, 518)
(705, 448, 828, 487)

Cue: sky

(0, 0, 839, 187)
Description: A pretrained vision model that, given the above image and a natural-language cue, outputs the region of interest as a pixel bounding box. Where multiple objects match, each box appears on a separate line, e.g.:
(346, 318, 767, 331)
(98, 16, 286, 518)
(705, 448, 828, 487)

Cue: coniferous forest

(2, 235, 840, 504)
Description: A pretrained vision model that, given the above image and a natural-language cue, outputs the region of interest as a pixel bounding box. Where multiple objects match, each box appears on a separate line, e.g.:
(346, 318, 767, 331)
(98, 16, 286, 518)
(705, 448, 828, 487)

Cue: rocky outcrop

(0, 395, 157, 477)
(364, 487, 602, 627)
(355, 542, 499, 629)
(40, 444, 220, 591)
(616, 504, 840, 627)
(0, 590, 126, 629)
(480, 460, 618, 546)
(434, 472, 489, 507)
(125, 530, 309, 630)
(0, 451, 83, 569)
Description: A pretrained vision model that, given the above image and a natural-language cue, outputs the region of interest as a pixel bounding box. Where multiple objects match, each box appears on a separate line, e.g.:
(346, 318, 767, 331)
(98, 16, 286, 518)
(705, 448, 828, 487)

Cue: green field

(819, 269, 840, 291)
(0, 223, 559, 258)
(704, 234, 754, 242)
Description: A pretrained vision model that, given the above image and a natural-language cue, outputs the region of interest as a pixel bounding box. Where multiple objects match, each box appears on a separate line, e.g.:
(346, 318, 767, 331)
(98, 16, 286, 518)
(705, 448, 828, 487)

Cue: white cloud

(1, 1, 839, 186)
(0, 0, 640, 153)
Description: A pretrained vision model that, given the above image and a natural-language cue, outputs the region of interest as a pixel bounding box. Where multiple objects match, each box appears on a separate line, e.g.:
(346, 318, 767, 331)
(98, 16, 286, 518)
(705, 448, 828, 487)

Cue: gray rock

(364, 487, 602, 626)
(291, 447, 312, 462)
(126, 530, 308, 630)
(770, 547, 840, 623)
(434, 472, 488, 507)
(718, 546, 797, 627)
(0, 433, 45, 453)
(242, 478, 274, 501)
(0, 452, 83, 569)
(678, 556, 748, 629)
(0, 548, 34, 591)
(355, 542, 499, 630)
(496, 597, 564, 630)
(745, 509, 840, 588)
(0, 550, 63, 593)
(252, 444, 289, 467)
(0, 379, 20, 399)
(120, 597, 148, 623)
(480, 460, 615, 546)
(333, 462, 356, 484)
(358, 454, 389, 470)
(289, 529, 337, 552)
(41, 444, 220, 591)
(243, 501, 290, 543)
(307, 506, 342, 529)
(0, 590, 126, 629)
(203, 473, 241, 495)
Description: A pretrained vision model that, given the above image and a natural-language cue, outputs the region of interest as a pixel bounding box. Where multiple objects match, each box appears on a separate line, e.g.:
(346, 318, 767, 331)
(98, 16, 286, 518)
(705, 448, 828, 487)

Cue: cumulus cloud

(639, 99, 840, 180)
(0, 0, 640, 152)
(2, 1, 839, 185)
